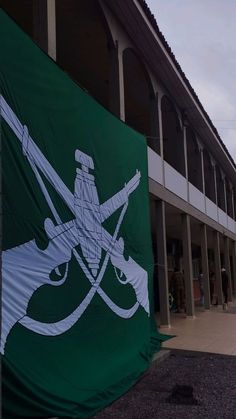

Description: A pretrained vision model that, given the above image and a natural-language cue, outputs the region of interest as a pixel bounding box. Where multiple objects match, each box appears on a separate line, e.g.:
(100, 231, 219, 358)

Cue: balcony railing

(147, 146, 236, 235)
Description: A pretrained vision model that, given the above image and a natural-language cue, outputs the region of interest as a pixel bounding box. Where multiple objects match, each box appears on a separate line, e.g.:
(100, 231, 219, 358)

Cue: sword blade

(0, 95, 74, 214)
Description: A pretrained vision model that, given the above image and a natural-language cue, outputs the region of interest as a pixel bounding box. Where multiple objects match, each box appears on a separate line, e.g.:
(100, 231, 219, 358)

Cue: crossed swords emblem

(0, 95, 150, 354)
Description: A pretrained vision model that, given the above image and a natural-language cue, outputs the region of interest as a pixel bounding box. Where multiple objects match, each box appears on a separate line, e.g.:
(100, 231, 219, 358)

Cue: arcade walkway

(159, 299, 236, 356)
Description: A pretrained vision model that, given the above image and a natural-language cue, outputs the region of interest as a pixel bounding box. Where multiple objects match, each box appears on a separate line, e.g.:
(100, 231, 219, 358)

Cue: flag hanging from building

(0, 9, 161, 418)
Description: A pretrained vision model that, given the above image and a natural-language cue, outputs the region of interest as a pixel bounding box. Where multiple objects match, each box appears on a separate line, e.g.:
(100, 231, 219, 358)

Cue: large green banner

(0, 9, 161, 418)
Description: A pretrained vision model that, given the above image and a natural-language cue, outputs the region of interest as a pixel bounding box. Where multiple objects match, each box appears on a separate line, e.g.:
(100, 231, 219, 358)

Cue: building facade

(2, 0, 236, 327)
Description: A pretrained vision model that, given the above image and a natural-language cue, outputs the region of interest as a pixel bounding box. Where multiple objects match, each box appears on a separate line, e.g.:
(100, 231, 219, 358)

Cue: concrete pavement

(159, 299, 236, 355)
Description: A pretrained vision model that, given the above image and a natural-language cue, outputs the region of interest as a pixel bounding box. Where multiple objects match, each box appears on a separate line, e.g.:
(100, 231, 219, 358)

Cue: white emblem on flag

(0, 95, 150, 354)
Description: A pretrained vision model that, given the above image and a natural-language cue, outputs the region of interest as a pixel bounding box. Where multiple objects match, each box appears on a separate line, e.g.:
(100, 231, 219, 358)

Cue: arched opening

(123, 48, 159, 153)
(215, 166, 225, 211)
(186, 127, 202, 191)
(225, 178, 233, 218)
(56, 0, 114, 111)
(161, 96, 185, 176)
(203, 149, 216, 203)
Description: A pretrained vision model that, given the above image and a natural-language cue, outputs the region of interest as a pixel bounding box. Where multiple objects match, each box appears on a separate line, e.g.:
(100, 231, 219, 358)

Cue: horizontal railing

(147, 146, 236, 234)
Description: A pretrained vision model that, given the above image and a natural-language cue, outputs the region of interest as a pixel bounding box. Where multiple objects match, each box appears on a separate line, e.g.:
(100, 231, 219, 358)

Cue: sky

(145, 0, 236, 162)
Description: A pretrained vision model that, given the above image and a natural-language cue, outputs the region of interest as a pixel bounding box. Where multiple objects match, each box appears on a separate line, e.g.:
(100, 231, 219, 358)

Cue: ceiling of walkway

(150, 198, 227, 250)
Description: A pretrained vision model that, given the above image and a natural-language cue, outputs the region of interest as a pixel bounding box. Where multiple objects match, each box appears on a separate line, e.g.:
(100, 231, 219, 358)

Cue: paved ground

(160, 299, 236, 355)
(94, 300, 236, 418)
(94, 350, 236, 419)
(52, 301, 236, 418)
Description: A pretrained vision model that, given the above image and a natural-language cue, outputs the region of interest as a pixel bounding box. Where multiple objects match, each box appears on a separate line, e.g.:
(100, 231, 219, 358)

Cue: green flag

(0, 9, 162, 418)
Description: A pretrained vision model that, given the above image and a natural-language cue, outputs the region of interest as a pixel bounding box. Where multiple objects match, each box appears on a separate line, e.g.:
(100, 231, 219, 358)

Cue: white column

(183, 125, 188, 180)
(214, 231, 223, 305)
(213, 165, 219, 220)
(117, 44, 125, 121)
(223, 177, 227, 214)
(149, 94, 160, 154)
(156, 200, 170, 327)
(231, 241, 236, 297)
(224, 237, 233, 301)
(158, 94, 165, 186)
(158, 95, 164, 159)
(200, 148, 205, 194)
(108, 43, 121, 118)
(182, 214, 195, 317)
(231, 188, 235, 220)
(183, 125, 189, 202)
(47, 0, 56, 61)
(200, 147, 206, 212)
(201, 224, 210, 309)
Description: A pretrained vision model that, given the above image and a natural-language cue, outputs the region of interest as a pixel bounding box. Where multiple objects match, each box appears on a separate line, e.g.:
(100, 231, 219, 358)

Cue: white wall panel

(150, 157, 236, 237)
(218, 208, 228, 228)
(205, 197, 218, 222)
(189, 183, 205, 213)
(164, 161, 188, 201)
(227, 216, 235, 234)
(147, 147, 163, 185)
